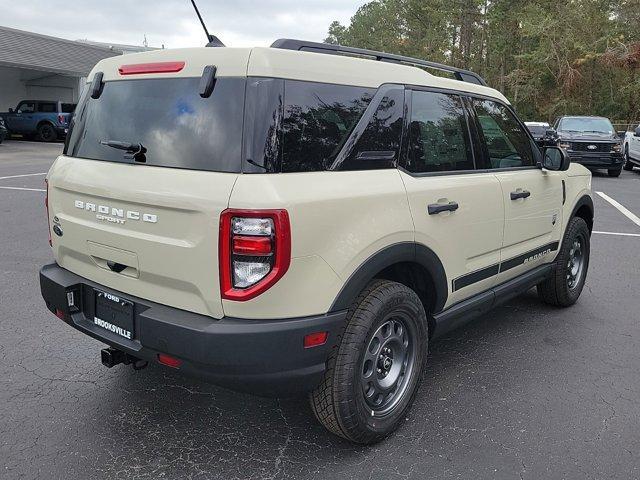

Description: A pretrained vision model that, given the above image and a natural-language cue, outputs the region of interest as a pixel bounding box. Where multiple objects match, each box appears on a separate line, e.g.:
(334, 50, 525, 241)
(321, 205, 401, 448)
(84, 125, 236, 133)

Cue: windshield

(65, 77, 245, 172)
(558, 117, 614, 134)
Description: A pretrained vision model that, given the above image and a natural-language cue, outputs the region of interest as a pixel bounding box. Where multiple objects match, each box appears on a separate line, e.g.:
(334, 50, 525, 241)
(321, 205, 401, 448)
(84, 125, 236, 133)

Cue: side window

(333, 87, 404, 171)
(405, 91, 474, 173)
(38, 102, 57, 113)
(472, 99, 535, 168)
(17, 102, 35, 113)
(281, 81, 374, 172)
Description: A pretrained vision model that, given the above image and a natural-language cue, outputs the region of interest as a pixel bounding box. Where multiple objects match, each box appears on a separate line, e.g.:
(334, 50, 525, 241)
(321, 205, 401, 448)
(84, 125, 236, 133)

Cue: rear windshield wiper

(100, 140, 147, 162)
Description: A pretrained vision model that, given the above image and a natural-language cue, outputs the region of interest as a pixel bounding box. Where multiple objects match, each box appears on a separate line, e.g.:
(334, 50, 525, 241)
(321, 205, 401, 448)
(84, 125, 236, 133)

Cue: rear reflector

(55, 309, 65, 320)
(157, 353, 182, 369)
(119, 61, 185, 75)
(303, 332, 328, 349)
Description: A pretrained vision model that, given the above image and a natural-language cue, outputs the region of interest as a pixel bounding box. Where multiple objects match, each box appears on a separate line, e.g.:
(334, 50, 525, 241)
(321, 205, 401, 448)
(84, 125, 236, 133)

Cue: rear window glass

(526, 125, 547, 136)
(280, 81, 374, 172)
(65, 77, 245, 172)
(61, 103, 76, 113)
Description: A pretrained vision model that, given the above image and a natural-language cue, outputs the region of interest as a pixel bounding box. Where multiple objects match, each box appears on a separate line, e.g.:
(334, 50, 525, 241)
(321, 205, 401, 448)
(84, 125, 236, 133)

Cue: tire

(623, 146, 634, 171)
(37, 123, 57, 142)
(537, 217, 590, 307)
(608, 167, 622, 177)
(310, 279, 428, 444)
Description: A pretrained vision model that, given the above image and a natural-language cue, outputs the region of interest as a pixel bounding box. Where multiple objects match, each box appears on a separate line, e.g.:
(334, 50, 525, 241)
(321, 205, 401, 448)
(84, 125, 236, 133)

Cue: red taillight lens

(219, 209, 291, 301)
(45, 179, 51, 246)
(57, 114, 65, 124)
(119, 61, 185, 75)
(304, 332, 328, 349)
(232, 236, 272, 255)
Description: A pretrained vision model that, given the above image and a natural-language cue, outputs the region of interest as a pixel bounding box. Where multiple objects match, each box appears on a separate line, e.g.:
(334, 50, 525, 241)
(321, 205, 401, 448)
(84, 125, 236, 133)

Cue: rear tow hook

(101, 347, 148, 370)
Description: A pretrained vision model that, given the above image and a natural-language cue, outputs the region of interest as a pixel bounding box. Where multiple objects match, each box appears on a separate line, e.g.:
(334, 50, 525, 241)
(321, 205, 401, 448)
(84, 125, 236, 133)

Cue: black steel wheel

(538, 216, 590, 307)
(310, 280, 428, 444)
(37, 123, 57, 142)
(361, 313, 417, 417)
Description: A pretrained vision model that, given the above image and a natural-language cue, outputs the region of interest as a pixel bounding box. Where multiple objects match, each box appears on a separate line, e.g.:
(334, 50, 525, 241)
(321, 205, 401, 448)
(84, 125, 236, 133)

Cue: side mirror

(542, 146, 570, 171)
(635, 127, 640, 137)
(545, 128, 556, 137)
(8, 108, 13, 113)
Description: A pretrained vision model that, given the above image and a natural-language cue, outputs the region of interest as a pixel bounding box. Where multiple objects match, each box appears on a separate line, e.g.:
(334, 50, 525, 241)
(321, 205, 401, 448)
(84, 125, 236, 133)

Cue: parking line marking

(0, 186, 45, 192)
(0, 173, 46, 181)
(593, 230, 640, 237)
(596, 191, 640, 228)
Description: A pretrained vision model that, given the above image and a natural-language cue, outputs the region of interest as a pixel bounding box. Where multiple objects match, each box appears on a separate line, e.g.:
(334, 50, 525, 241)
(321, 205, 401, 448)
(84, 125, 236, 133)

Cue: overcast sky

(0, 0, 363, 48)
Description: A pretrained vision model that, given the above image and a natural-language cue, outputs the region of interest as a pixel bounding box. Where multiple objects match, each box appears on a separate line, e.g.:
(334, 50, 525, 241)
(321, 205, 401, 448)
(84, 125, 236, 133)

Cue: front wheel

(538, 217, 590, 307)
(310, 280, 428, 444)
(608, 167, 622, 177)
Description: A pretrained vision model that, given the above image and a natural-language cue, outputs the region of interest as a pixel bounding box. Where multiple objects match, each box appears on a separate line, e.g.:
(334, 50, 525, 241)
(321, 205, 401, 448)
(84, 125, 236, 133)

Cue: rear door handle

(510, 190, 531, 200)
(428, 201, 459, 215)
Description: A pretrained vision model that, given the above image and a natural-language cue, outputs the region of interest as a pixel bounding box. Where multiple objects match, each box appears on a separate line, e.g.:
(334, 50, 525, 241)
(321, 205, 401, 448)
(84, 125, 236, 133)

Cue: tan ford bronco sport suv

(40, 40, 593, 444)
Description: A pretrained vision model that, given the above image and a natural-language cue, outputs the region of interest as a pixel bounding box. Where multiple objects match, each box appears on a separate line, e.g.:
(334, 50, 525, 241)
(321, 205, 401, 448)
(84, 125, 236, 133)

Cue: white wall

(0, 66, 27, 111)
(0, 66, 81, 111)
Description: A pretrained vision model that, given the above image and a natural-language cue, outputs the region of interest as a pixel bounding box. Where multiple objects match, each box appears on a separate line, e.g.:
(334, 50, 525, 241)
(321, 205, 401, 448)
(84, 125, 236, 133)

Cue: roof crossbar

(270, 39, 487, 86)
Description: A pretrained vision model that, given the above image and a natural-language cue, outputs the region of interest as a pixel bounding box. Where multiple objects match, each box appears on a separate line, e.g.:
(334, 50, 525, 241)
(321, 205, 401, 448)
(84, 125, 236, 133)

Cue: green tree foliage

(326, 0, 640, 123)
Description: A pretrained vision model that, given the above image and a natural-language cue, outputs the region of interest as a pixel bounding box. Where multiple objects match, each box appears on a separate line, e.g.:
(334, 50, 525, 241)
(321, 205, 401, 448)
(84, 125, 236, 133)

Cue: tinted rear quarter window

(65, 77, 245, 172)
(280, 81, 374, 172)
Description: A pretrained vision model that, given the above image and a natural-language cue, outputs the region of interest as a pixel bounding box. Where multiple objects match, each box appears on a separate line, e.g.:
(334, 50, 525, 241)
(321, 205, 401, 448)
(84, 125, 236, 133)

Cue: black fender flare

(329, 242, 448, 314)
(36, 120, 55, 130)
(569, 194, 594, 233)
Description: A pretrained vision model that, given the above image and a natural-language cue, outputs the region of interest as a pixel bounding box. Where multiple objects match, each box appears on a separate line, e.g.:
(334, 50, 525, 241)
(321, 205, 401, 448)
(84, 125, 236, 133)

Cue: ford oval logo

(587, 144, 597, 150)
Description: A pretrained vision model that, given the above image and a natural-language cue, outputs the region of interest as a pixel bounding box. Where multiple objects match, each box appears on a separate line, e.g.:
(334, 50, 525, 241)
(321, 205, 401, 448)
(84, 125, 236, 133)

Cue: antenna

(189, 0, 225, 47)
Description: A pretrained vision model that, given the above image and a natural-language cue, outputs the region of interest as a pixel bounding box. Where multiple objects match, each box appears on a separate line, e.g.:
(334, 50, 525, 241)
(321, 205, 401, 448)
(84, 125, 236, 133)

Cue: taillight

(57, 114, 65, 125)
(118, 61, 185, 75)
(219, 209, 291, 301)
(45, 179, 51, 246)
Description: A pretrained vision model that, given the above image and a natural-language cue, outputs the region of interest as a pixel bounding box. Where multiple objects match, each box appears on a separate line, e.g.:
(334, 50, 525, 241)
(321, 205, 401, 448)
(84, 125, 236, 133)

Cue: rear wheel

(623, 146, 634, 171)
(310, 280, 428, 444)
(538, 216, 590, 307)
(608, 167, 622, 177)
(37, 123, 57, 142)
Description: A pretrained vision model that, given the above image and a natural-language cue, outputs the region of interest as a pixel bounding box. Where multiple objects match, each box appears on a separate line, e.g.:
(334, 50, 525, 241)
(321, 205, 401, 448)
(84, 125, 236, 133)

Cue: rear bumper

(39, 263, 346, 396)
(567, 151, 623, 168)
(54, 126, 68, 137)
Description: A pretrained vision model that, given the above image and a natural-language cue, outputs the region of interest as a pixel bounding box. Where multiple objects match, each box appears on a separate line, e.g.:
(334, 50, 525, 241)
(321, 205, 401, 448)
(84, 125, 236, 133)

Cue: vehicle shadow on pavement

(85, 289, 566, 478)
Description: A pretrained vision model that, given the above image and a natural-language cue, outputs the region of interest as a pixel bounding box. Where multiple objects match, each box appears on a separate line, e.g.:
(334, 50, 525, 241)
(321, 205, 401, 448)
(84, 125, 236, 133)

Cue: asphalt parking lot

(1, 140, 639, 480)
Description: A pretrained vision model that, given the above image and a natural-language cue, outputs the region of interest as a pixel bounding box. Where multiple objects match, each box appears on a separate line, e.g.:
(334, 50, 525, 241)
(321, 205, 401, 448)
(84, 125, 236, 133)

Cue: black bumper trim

(567, 151, 623, 168)
(39, 263, 347, 396)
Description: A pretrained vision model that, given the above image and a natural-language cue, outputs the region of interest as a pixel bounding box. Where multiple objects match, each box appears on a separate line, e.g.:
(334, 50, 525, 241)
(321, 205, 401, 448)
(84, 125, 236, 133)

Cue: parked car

(0, 117, 7, 144)
(554, 115, 624, 177)
(39, 40, 593, 444)
(0, 100, 75, 142)
(622, 124, 640, 171)
(525, 121, 558, 148)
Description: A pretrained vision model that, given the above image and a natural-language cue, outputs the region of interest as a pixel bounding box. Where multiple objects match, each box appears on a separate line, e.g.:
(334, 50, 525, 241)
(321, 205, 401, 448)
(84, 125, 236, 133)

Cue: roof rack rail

(270, 39, 486, 86)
